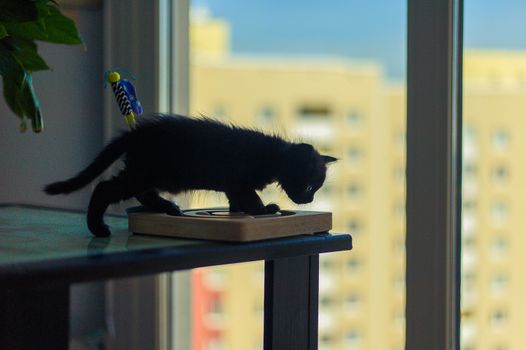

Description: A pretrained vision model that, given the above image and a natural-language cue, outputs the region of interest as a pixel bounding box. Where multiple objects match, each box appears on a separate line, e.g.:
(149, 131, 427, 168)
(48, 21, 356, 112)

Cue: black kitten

(45, 115, 337, 237)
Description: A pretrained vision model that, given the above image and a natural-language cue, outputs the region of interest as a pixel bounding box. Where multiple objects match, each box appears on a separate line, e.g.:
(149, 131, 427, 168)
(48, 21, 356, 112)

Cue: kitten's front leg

(226, 189, 280, 215)
(136, 190, 182, 216)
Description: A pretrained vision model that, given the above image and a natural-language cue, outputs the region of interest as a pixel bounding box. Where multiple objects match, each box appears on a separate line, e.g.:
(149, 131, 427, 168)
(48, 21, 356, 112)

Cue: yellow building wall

(190, 17, 230, 59)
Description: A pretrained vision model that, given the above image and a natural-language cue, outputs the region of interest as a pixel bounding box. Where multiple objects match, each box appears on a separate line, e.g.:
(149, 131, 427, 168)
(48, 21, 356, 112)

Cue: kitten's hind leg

(88, 175, 142, 237)
(264, 203, 281, 214)
(136, 190, 182, 216)
(226, 189, 280, 215)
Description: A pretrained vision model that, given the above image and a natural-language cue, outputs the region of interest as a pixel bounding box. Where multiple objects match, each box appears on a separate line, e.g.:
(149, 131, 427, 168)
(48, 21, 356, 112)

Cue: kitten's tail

(44, 133, 132, 195)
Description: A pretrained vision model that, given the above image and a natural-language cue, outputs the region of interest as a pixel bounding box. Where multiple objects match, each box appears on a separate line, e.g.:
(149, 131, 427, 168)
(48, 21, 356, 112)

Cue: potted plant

(0, 0, 82, 133)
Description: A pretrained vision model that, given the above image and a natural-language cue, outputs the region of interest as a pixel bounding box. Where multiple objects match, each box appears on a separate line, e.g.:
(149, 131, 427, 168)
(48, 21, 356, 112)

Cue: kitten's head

(279, 143, 337, 204)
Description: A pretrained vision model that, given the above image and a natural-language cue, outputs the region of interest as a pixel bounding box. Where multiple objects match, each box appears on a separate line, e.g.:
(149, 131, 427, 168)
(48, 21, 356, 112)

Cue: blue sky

(192, 0, 526, 80)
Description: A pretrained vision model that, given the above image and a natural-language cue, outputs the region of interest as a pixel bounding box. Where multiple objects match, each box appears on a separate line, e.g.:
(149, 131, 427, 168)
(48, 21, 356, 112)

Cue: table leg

(264, 255, 319, 350)
(0, 284, 69, 350)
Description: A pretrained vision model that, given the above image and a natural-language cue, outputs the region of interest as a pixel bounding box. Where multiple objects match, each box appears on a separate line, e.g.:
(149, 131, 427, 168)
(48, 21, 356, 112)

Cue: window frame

(103, 1, 190, 349)
(406, 0, 463, 349)
(105, 0, 465, 348)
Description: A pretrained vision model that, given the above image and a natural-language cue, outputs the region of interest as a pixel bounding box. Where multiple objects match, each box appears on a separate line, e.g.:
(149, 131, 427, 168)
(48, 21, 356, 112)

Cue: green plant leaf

(0, 0, 39, 23)
(41, 6, 82, 44)
(0, 24, 7, 39)
(7, 37, 50, 71)
(0, 43, 44, 131)
(0, 43, 26, 118)
(0, 0, 81, 132)
(3, 21, 48, 42)
(3, 5, 82, 45)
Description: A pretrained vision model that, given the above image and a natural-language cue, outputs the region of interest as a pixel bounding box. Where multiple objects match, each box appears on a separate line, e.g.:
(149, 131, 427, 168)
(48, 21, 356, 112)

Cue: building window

(463, 200, 477, 214)
(393, 310, 405, 329)
(347, 183, 362, 200)
(295, 105, 334, 143)
(203, 268, 226, 290)
(320, 295, 335, 309)
(394, 237, 405, 255)
(346, 257, 362, 273)
(209, 299, 223, 316)
(395, 130, 406, 147)
(345, 293, 362, 314)
(462, 272, 476, 290)
(204, 298, 225, 329)
(346, 110, 362, 127)
(461, 320, 476, 350)
(492, 130, 510, 152)
(394, 275, 405, 292)
(320, 334, 335, 347)
(320, 256, 335, 271)
(347, 219, 362, 234)
(256, 106, 276, 125)
(462, 236, 476, 250)
(207, 339, 225, 350)
(213, 105, 226, 119)
(463, 163, 477, 178)
(394, 202, 405, 219)
(320, 183, 333, 195)
(490, 273, 508, 295)
(491, 201, 509, 225)
(463, 125, 477, 160)
(491, 236, 508, 257)
(348, 147, 363, 165)
(344, 329, 362, 347)
(297, 105, 332, 120)
(490, 309, 508, 328)
(492, 165, 509, 184)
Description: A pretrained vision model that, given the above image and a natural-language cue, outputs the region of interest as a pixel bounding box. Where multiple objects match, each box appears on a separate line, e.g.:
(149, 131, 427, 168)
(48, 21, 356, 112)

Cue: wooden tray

(127, 207, 332, 242)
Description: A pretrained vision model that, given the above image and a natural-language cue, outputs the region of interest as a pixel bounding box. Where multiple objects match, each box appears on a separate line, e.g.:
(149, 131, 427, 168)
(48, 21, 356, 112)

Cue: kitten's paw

(244, 206, 267, 216)
(89, 223, 111, 237)
(165, 205, 183, 216)
(265, 203, 280, 214)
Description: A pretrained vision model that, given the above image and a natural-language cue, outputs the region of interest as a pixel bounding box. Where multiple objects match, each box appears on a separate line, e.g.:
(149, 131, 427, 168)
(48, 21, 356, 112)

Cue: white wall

(0, 8, 107, 344)
(0, 10, 103, 210)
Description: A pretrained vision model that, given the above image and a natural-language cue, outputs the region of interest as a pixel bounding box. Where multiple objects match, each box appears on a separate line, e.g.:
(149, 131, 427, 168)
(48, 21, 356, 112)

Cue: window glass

(188, 1, 406, 348)
(462, 1, 526, 349)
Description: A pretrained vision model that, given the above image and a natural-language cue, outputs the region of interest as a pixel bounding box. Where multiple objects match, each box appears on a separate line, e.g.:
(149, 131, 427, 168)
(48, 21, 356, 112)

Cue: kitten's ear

(322, 155, 338, 164)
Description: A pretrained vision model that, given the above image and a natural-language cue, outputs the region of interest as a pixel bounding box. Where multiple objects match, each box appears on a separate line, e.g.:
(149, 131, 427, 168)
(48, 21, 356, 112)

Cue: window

(346, 110, 362, 128)
(491, 236, 508, 258)
(162, 0, 466, 348)
(491, 201, 509, 225)
(189, 6, 406, 350)
(345, 293, 362, 314)
(295, 105, 335, 144)
(344, 329, 362, 347)
(297, 105, 332, 120)
(492, 130, 510, 152)
(256, 106, 276, 126)
(346, 219, 362, 235)
(462, 1, 526, 348)
(346, 257, 362, 274)
(492, 165, 509, 184)
(347, 183, 362, 200)
(347, 147, 364, 165)
(490, 309, 508, 328)
(490, 273, 508, 295)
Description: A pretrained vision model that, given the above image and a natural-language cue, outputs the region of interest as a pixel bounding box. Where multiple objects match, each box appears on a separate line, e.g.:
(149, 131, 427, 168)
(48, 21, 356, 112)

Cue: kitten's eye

(306, 185, 314, 193)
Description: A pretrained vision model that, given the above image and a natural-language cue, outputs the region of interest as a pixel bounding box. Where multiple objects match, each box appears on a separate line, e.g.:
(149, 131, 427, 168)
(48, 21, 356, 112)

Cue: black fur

(44, 115, 336, 236)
